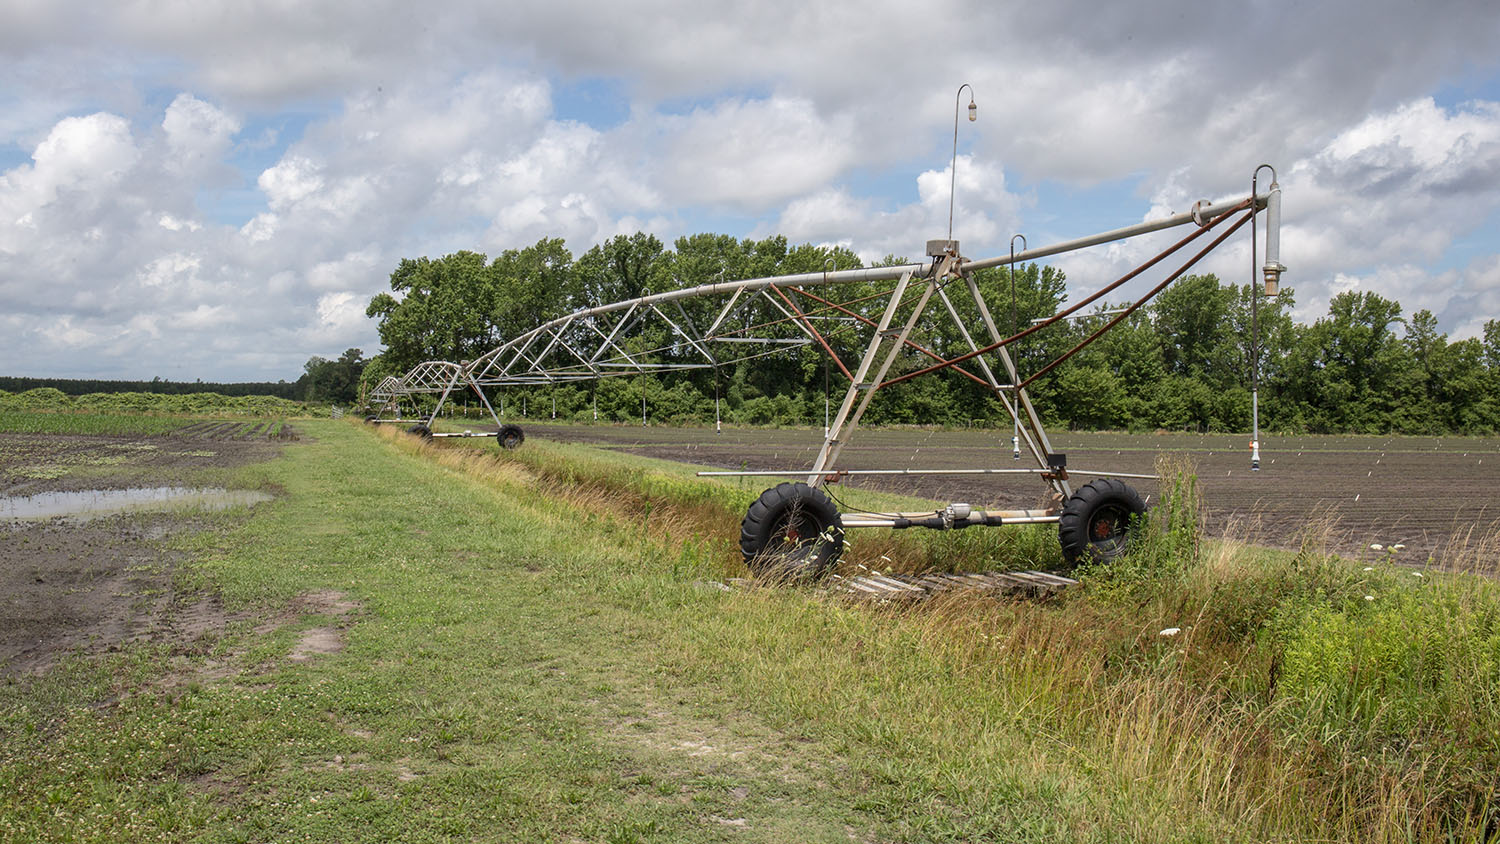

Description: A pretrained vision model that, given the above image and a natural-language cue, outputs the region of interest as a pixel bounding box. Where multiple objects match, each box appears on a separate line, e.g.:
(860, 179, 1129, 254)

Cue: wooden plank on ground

(833, 568, 1076, 602)
(863, 572, 925, 593)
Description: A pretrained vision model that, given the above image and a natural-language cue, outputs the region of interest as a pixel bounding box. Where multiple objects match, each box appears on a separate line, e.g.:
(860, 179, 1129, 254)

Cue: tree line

(363, 233, 1500, 435)
(4, 351, 371, 407)
(0, 376, 302, 400)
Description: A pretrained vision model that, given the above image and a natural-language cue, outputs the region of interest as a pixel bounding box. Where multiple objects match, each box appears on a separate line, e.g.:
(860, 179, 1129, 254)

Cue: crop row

(0, 410, 199, 437)
(0, 412, 296, 440)
(170, 420, 294, 440)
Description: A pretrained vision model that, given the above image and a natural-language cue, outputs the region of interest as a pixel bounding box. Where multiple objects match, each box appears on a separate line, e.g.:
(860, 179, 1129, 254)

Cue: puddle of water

(1, 487, 274, 522)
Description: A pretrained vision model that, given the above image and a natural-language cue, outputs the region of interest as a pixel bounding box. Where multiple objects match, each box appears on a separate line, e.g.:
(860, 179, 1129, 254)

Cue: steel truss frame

(366, 361, 505, 440)
(375, 182, 1282, 529)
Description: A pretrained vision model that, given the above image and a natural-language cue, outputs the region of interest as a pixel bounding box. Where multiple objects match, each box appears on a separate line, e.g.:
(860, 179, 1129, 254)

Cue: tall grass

(405, 420, 1062, 576)
(388, 422, 1500, 841)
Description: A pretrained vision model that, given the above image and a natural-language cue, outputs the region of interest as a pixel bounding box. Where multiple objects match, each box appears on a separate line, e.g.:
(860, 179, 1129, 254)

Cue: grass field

(3, 417, 1498, 842)
(0, 409, 204, 437)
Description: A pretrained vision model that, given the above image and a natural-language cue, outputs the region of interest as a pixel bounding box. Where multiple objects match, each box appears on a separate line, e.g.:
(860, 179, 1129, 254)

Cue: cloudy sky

(3, 0, 1499, 381)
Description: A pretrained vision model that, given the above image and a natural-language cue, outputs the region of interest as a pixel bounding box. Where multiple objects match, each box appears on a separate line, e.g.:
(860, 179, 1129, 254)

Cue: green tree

(366, 251, 498, 373)
(356, 229, 1498, 435)
(1281, 291, 1406, 432)
(489, 238, 579, 341)
(297, 348, 365, 404)
(1153, 274, 1238, 387)
(1431, 338, 1495, 432)
(576, 233, 670, 308)
(1093, 310, 1168, 429)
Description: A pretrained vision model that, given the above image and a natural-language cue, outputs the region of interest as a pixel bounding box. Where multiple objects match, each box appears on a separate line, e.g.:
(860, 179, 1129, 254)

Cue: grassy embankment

(0, 388, 309, 438)
(1, 417, 1497, 842)
(0, 410, 201, 437)
(0, 387, 312, 421)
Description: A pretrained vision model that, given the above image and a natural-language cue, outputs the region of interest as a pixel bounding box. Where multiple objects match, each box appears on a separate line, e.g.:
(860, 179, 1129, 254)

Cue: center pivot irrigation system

(367, 167, 1285, 577)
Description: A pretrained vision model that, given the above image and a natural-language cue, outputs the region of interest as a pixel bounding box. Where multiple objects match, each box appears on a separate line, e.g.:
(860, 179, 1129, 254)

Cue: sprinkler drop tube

(1251, 391, 1261, 471)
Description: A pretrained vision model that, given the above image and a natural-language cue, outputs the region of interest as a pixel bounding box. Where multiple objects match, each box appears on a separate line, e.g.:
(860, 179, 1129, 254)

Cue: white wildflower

(1363, 567, 1374, 572)
(1370, 544, 1384, 551)
(1364, 595, 1375, 602)
(1159, 627, 1181, 637)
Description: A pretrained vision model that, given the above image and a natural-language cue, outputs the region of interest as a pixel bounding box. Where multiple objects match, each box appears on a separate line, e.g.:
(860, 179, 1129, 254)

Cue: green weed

(0, 410, 200, 437)
(0, 387, 309, 419)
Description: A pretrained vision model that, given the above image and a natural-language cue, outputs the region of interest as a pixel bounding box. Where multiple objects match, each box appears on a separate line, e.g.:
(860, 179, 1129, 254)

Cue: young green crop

(0, 410, 200, 436)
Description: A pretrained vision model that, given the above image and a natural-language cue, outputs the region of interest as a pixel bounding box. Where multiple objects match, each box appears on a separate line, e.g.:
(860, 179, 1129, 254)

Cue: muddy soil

(0, 429, 284, 674)
(508, 422, 1500, 565)
(0, 428, 286, 498)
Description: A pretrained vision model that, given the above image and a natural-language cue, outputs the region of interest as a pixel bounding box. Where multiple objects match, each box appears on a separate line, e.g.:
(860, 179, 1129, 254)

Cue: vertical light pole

(948, 84, 978, 245)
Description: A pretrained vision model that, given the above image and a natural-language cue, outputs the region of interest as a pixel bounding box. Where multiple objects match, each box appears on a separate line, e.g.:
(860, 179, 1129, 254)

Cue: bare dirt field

(509, 422, 1500, 565)
(0, 426, 287, 674)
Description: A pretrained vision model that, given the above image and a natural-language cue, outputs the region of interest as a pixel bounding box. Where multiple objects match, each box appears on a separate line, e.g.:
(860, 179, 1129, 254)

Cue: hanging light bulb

(968, 99, 977, 122)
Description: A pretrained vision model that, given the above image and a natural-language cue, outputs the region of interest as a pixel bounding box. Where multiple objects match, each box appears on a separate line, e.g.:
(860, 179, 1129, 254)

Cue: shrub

(1276, 575, 1500, 742)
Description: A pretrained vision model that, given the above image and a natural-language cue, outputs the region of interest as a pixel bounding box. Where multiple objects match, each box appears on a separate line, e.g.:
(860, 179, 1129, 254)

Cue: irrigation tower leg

(934, 284, 1048, 468)
(961, 276, 1071, 499)
(808, 268, 943, 485)
(471, 381, 504, 429)
(425, 369, 463, 428)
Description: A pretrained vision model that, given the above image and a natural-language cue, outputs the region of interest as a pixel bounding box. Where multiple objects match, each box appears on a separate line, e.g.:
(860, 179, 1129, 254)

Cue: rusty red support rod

(766, 283, 854, 381)
(790, 284, 996, 391)
(879, 198, 1250, 390)
(1017, 209, 1255, 391)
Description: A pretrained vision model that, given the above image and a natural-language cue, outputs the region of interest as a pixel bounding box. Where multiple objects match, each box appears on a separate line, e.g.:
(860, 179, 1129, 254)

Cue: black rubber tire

(739, 482, 844, 581)
(498, 424, 524, 450)
(407, 424, 433, 440)
(1057, 477, 1147, 567)
(364, 414, 378, 424)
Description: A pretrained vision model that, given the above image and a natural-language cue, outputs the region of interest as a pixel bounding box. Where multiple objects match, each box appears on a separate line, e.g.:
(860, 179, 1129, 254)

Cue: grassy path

(3, 420, 898, 842)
